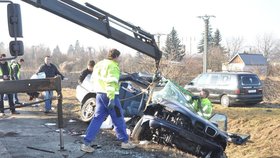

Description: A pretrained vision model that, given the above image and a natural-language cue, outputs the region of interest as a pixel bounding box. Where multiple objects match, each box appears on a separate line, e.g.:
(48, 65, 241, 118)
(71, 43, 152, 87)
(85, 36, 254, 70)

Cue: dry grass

(214, 105, 280, 158)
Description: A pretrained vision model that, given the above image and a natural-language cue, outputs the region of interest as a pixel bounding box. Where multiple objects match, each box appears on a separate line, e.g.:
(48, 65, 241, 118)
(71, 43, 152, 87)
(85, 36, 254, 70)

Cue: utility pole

(198, 15, 215, 73)
(154, 33, 166, 49)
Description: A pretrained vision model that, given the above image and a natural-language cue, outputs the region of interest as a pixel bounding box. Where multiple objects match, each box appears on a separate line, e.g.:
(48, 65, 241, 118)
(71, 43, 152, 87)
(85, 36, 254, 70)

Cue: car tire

(131, 117, 143, 141)
(80, 97, 96, 122)
(131, 117, 152, 141)
(220, 95, 230, 107)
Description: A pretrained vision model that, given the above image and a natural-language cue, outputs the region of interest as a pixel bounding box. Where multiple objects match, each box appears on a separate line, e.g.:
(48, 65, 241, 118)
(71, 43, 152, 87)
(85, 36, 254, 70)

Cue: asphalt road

(0, 106, 86, 158)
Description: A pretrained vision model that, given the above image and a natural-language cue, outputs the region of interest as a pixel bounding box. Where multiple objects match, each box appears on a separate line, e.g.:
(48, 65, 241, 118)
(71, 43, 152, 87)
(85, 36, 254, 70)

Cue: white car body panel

(75, 74, 95, 102)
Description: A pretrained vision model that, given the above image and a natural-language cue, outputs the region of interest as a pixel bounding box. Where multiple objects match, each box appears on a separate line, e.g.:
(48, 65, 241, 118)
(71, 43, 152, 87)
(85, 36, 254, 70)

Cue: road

(0, 106, 86, 158)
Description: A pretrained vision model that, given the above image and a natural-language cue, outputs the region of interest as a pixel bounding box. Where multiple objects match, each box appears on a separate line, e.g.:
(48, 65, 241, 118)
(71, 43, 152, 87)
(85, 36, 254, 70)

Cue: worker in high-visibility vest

(0, 54, 20, 116)
(80, 49, 135, 153)
(10, 58, 24, 104)
(192, 89, 213, 119)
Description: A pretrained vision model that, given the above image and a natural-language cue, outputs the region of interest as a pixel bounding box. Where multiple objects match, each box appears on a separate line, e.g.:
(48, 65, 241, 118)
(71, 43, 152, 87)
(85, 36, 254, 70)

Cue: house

(222, 53, 268, 76)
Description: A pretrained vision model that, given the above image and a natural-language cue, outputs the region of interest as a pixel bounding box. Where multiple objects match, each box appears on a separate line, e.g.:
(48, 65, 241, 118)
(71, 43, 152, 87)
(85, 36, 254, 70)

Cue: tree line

(0, 27, 280, 84)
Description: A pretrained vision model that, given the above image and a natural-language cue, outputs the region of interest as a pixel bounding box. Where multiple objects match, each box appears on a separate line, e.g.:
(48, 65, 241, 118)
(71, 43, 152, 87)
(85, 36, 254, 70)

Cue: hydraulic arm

(21, 0, 162, 65)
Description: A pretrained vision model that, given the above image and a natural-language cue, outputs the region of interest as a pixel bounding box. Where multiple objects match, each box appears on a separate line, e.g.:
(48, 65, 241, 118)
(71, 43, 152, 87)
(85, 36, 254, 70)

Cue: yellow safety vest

(91, 59, 120, 100)
(11, 62, 21, 79)
(193, 98, 213, 119)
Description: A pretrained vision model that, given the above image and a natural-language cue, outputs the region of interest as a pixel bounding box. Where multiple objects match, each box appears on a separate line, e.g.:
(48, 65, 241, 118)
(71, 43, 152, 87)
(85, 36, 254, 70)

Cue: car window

(197, 74, 210, 85)
(217, 74, 231, 86)
(240, 75, 261, 85)
(209, 74, 219, 85)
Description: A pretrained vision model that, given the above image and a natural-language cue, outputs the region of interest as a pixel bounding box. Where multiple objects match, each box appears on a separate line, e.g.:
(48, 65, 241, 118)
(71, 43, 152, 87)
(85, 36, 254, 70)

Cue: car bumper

(229, 94, 263, 104)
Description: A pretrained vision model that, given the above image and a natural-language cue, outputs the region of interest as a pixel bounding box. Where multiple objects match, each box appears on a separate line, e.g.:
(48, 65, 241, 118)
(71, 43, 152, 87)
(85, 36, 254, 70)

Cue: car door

(185, 73, 209, 96)
(205, 73, 220, 102)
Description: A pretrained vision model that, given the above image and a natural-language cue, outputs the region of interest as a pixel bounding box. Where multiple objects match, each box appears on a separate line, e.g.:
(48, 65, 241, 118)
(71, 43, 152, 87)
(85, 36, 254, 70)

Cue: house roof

(229, 53, 267, 65)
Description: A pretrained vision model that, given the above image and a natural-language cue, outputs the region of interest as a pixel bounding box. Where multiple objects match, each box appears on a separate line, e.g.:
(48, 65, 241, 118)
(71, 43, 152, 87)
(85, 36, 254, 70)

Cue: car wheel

(220, 95, 230, 107)
(131, 117, 152, 141)
(131, 117, 143, 141)
(80, 97, 96, 122)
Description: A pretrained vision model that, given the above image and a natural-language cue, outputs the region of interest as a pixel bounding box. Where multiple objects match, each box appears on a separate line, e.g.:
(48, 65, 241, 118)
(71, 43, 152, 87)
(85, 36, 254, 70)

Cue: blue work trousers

(44, 91, 53, 111)
(83, 93, 128, 145)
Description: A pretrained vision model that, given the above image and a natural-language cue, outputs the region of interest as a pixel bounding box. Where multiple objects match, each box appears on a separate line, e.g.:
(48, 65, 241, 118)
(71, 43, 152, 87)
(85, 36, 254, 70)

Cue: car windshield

(152, 80, 194, 109)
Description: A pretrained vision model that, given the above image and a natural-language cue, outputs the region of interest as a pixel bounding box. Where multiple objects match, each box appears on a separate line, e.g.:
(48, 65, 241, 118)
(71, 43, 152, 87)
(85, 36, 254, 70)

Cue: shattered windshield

(152, 80, 194, 109)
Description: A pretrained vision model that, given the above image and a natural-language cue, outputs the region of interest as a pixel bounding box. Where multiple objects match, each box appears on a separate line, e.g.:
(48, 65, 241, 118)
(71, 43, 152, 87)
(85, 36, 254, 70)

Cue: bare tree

(269, 39, 280, 62)
(226, 37, 244, 59)
(208, 46, 227, 71)
(255, 33, 276, 58)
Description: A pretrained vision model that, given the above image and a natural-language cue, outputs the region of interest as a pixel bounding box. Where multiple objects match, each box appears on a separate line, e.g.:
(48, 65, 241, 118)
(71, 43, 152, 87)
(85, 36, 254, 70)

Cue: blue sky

(1, 0, 280, 54)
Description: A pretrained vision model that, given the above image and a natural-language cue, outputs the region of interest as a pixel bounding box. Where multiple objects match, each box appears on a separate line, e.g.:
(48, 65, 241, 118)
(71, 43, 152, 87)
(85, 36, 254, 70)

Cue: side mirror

(9, 41, 24, 56)
(209, 113, 228, 131)
(7, 3, 23, 37)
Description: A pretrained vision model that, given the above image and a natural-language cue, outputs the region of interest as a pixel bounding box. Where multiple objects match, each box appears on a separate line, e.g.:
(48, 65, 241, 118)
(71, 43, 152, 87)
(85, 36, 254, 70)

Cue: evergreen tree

(74, 40, 85, 54)
(197, 25, 214, 53)
(52, 45, 62, 56)
(213, 29, 222, 46)
(52, 45, 63, 66)
(208, 29, 227, 71)
(163, 27, 185, 61)
(67, 44, 75, 56)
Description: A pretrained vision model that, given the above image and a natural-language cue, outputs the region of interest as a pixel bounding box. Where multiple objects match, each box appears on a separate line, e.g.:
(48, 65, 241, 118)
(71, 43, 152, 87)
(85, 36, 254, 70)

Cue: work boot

(44, 109, 55, 114)
(11, 110, 20, 114)
(80, 144, 95, 153)
(121, 141, 136, 149)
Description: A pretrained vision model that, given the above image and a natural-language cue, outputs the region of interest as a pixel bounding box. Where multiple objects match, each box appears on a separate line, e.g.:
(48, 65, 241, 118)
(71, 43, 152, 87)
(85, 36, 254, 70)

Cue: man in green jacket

(10, 58, 24, 104)
(192, 89, 213, 119)
(81, 49, 135, 153)
(0, 54, 20, 116)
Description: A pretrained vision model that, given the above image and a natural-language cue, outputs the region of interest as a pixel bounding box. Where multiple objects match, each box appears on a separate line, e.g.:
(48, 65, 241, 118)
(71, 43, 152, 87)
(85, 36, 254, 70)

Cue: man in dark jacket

(37, 55, 64, 113)
(78, 60, 95, 84)
(0, 54, 20, 116)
